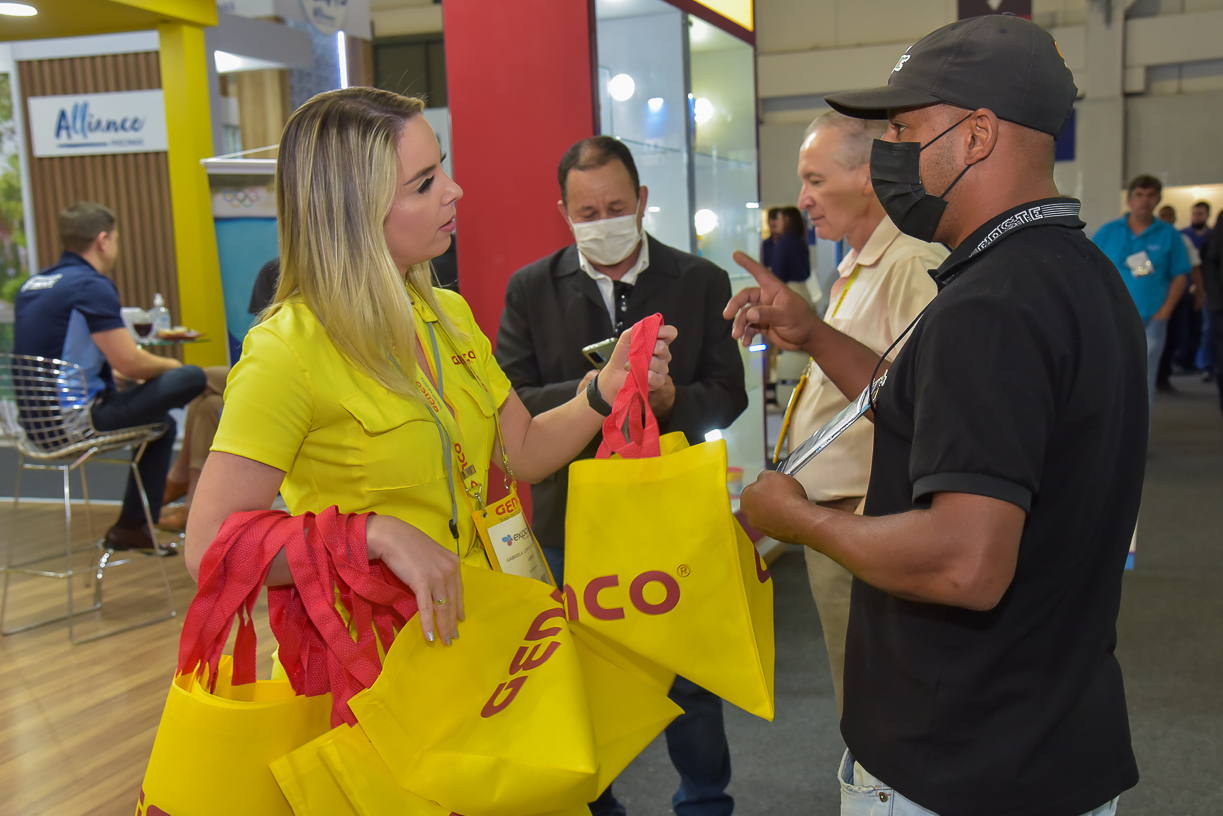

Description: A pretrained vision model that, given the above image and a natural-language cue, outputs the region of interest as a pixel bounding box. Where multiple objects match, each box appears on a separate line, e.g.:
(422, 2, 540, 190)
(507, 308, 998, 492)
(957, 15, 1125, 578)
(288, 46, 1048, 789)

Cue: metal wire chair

(1, 353, 177, 644)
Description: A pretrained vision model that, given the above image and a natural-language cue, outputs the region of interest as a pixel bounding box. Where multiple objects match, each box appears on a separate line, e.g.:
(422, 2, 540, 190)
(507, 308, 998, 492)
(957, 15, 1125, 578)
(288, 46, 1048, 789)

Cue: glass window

(595, 1, 765, 483)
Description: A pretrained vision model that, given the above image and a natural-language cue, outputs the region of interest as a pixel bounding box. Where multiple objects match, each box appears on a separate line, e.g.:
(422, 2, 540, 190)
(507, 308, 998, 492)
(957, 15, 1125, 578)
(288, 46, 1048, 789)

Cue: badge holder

(1125, 251, 1154, 278)
(778, 372, 887, 477)
(470, 419, 557, 588)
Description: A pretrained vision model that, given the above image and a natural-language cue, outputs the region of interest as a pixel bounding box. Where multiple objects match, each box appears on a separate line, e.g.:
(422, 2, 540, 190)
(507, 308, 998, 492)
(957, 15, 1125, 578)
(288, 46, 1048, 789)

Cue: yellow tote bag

(349, 566, 597, 816)
(136, 656, 333, 816)
(274, 617, 677, 816)
(569, 624, 681, 796)
(561, 314, 774, 720)
(344, 566, 676, 816)
(275, 722, 596, 816)
(273, 723, 447, 816)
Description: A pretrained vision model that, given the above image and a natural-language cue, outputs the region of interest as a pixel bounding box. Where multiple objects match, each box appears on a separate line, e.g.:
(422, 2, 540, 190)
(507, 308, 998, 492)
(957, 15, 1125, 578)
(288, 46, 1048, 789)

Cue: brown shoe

(155, 506, 189, 532)
(104, 520, 178, 554)
(104, 521, 157, 551)
(164, 478, 188, 505)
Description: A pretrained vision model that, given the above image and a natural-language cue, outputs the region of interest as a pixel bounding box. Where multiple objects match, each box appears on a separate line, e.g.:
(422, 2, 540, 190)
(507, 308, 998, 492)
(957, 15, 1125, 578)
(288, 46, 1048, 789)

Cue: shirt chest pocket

(452, 369, 497, 419)
(340, 391, 446, 490)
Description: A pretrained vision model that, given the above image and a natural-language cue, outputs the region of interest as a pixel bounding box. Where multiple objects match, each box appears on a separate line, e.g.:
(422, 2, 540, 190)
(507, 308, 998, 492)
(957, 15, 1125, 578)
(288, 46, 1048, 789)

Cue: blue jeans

(838, 750, 1119, 816)
(1197, 307, 1215, 372)
(1143, 317, 1167, 420)
(542, 547, 734, 816)
(1212, 308, 1223, 413)
(90, 365, 207, 523)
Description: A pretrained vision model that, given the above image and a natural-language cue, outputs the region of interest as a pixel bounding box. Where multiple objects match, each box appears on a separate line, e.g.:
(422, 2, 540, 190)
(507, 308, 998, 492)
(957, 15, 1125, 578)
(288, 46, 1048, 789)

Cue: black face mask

(870, 114, 973, 242)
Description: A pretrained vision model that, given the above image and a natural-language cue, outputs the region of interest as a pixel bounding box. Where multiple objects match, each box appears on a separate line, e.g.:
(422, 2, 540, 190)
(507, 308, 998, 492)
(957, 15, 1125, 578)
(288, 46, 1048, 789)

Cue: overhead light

(336, 31, 348, 89)
(647, 97, 664, 112)
(0, 2, 37, 14)
(746, 202, 760, 209)
(213, 50, 284, 74)
(689, 17, 713, 44)
(694, 97, 714, 125)
(608, 73, 636, 102)
(704, 429, 723, 442)
(647, 206, 661, 213)
(694, 208, 718, 235)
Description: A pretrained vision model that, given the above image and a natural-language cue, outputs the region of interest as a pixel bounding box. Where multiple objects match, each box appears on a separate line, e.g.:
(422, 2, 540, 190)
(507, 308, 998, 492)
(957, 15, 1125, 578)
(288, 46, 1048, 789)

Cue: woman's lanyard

(412, 322, 513, 547)
(421, 323, 463, 542)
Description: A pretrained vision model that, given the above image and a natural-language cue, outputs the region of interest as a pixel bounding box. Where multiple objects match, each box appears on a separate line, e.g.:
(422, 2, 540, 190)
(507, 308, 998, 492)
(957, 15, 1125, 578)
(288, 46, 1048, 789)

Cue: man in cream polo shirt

(783, 111, 945, 711)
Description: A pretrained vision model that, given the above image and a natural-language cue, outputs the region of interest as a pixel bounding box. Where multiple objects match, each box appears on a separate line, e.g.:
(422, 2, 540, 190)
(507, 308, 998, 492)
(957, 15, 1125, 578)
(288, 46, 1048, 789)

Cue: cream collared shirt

(577, 235, 650, 326)
(787, 217, 946, 502)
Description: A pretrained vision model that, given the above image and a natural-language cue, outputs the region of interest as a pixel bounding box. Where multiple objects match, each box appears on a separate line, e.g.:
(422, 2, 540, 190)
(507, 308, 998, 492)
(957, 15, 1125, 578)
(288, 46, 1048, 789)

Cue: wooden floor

(0, 501, 275, 816)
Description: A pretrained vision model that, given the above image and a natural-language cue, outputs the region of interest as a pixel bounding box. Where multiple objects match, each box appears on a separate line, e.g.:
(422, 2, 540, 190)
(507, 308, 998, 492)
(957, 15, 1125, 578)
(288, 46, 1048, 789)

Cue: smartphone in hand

(581, 337, 618, 369)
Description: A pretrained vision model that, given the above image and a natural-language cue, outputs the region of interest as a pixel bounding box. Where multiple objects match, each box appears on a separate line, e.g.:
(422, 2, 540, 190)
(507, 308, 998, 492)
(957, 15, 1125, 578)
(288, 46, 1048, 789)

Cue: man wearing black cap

(726, 14, 1142, 816)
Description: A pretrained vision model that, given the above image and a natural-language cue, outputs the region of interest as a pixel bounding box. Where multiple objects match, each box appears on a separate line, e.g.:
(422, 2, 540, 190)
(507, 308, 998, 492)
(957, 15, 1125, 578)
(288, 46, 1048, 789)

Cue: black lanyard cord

(867, 306, 926, 413)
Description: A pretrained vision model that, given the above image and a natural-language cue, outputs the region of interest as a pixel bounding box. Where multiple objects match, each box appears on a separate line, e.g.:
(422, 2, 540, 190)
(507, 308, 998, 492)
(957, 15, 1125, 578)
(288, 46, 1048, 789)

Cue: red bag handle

(596, 313, 663, 460)
(178, 510, 298, 689)
(179, 508, 420, 727)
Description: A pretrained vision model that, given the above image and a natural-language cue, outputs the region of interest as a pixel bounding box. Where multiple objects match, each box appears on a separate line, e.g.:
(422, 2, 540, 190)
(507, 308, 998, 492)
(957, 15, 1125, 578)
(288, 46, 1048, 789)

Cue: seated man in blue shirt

(14, 202, 207, 550)
(1091, 175, 1191, 416)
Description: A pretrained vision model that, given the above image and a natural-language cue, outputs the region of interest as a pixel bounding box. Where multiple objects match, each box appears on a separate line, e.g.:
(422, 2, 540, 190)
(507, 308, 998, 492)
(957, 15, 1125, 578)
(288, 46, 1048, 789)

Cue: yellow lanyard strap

(772, 265, 861, 464)
(829, 264, 861, 320)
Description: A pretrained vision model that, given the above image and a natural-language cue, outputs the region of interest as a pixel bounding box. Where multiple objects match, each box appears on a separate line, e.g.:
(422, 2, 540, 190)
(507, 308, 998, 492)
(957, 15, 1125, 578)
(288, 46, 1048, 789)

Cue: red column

(444, 0, 597, 515)
(444, 0, 597, 340)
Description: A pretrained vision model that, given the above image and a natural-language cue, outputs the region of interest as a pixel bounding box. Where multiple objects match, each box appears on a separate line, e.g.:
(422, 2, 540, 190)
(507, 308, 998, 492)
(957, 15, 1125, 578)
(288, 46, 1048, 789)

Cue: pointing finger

(723, 287, 760, 320)
(732, 251, 783, 291)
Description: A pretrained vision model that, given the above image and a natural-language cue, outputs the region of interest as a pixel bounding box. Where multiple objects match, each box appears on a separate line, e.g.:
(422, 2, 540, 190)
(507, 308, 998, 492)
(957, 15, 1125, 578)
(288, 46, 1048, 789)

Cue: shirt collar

(837, 217, 901, 276)
(855, 216, 901, 268)
(409, 287, 440, 323)
(578, 233, 650, 285)
(930, 198, 1084, 288)
(57, 251, 98, 273)
(1121, 214, 1167, 239)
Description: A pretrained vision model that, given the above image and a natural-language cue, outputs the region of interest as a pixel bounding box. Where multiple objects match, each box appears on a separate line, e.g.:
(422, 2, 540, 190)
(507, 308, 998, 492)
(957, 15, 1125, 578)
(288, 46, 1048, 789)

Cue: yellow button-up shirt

(212, 288, 512, 568)
(787, 217, 946, 502)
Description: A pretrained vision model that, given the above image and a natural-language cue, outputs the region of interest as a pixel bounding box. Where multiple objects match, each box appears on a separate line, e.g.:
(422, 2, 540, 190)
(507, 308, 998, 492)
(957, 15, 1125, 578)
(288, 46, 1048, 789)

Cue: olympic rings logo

(221, 188, 262, 208)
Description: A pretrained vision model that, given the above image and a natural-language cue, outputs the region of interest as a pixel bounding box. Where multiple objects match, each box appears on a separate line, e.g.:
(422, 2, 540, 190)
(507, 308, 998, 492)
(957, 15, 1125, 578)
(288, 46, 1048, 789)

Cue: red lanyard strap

(596, 313, 664, 460)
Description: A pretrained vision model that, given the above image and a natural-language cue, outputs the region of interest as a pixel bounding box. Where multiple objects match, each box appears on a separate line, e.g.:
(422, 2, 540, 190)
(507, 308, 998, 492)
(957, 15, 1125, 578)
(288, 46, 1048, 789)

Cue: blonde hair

(269, 87, 461, 396)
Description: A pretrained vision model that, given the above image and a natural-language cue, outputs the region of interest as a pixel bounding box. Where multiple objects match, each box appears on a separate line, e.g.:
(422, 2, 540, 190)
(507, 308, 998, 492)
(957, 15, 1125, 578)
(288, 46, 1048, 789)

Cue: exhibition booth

(2, 0, 767, 486)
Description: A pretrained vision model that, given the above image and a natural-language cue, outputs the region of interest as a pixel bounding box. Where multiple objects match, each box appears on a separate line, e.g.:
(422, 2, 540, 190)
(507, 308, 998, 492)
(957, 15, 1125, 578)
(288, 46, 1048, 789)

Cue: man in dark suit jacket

(496, 137, 747, 816)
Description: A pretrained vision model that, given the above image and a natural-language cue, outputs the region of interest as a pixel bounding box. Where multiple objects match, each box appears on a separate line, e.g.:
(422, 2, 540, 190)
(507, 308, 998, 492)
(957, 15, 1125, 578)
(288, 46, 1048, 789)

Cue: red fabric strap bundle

(177, 507, 419, 727)
(596, 312, 664, 460)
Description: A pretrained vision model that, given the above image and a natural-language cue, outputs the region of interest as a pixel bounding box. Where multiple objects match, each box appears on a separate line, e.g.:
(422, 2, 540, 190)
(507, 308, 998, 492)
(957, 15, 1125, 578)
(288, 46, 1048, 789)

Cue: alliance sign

(28, 90, 168, 158)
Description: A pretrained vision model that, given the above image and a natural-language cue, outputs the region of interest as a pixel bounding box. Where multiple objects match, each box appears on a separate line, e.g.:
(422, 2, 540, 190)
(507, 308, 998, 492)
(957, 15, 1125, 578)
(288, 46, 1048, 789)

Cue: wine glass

(131, 310, 153, 341)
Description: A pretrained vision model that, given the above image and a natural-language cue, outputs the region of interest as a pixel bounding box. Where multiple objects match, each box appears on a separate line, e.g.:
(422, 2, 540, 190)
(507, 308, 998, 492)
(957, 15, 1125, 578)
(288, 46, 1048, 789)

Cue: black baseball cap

(824, 14, 1078, 136)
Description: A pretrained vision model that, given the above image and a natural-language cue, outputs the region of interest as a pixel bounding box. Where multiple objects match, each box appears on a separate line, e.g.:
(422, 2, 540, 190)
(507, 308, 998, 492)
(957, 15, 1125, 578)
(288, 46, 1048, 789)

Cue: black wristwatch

(586, 372, 613, 417)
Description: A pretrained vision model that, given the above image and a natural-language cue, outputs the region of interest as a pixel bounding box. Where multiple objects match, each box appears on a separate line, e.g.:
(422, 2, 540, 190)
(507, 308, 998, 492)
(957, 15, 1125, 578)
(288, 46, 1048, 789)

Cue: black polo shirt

(843, 199, 1144, 816)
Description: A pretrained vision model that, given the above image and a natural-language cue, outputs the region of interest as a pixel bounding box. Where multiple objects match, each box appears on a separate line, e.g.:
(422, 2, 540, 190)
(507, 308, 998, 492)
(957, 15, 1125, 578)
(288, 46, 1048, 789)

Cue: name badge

(1125, 251, 1154, 278)
(472, 486, 555, 587)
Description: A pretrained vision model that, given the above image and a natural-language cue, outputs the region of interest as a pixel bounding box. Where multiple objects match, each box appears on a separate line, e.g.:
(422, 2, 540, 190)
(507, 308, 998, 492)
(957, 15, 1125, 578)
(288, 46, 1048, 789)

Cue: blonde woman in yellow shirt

(184, 88, 674, 647)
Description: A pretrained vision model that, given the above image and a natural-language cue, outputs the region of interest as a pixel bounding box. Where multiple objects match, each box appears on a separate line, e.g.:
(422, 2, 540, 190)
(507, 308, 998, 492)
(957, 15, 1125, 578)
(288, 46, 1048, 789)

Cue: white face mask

(570, 203, 642, 266)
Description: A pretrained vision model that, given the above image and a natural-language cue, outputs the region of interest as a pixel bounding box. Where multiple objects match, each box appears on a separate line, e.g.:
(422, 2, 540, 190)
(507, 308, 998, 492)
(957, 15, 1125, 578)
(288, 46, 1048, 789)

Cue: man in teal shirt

(1091, 174, 1191, 416)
